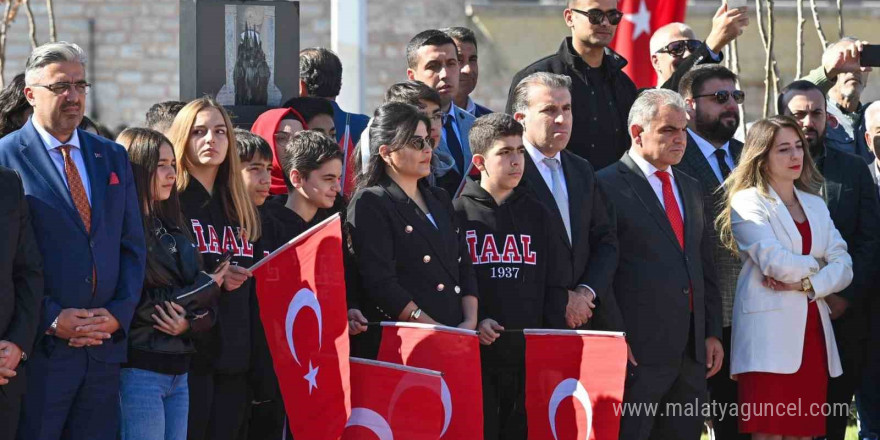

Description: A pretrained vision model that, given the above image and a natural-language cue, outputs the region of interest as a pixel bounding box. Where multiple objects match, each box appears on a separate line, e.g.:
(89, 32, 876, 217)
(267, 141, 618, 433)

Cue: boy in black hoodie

(453, 113, 568, 440)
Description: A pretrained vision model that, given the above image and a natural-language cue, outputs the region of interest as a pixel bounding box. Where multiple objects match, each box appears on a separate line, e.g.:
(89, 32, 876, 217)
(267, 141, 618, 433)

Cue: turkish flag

(525, 330, 627, 440)
(252, 214, 351, 440)
(343, 357, 446, 440)
(340, 125, 356, 200)
(610, 0, 687, 88)
(377, 322, 484, 439)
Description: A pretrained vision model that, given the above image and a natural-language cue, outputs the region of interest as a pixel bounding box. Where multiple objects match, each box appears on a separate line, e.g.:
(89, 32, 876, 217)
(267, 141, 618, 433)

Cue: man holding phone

(802, 37, 876, 162)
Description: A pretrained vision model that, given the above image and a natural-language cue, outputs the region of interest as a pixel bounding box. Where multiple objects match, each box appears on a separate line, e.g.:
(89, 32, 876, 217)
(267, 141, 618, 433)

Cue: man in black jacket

(0, 166, 43, 440)
(506, 0, 637, 171)
(512, 72, 621, 332)
(649, 3, 749, 91)
(780, 80, 880, 440)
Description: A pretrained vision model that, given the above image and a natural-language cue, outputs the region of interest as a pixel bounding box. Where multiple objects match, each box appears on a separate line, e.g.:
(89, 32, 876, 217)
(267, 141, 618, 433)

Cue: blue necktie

(443, 114, 465, 176)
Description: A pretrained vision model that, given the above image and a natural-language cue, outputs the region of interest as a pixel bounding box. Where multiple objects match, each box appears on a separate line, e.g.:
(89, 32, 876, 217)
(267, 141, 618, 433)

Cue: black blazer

(0, 167, 43, 395)
(598, 154, 722, 365)
(519, 149, 622, 331)
(817, 144, 880, 338)
(346, 178, 478, 326)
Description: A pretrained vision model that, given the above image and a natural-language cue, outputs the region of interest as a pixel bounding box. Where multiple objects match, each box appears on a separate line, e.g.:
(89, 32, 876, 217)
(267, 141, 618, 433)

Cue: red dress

(737, 218, 829, 436)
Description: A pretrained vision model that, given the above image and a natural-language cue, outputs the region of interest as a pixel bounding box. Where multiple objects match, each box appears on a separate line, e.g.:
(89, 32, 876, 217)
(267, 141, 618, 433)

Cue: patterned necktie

(443, 114, 465, 176)
(58, 145, 91, 232)
(543, 157, 572, 242)
(656, 170, 692, 311)
(714, 149, 732, 181)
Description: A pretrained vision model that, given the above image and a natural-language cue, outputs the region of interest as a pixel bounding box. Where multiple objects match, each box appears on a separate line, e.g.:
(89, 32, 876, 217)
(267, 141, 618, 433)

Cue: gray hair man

(0, 41, 146, 440)
(597, 88, 723, 440)
(649, 3, 749, 90)
(511, 72, 622, 334)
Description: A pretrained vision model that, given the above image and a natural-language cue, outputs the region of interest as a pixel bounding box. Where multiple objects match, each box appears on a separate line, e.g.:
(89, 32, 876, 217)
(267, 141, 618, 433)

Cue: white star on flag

(304, 360, 319, 395)
(624, 0, 652, 40)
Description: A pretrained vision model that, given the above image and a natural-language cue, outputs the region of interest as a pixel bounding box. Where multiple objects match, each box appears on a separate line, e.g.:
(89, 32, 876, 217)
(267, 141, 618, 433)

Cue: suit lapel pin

(94, 153, 102, 158)
(405, 225, 413, 233)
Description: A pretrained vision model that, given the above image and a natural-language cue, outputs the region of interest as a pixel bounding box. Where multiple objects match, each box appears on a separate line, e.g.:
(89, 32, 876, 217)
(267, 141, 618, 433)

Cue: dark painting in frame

(180, 0, 300, 127)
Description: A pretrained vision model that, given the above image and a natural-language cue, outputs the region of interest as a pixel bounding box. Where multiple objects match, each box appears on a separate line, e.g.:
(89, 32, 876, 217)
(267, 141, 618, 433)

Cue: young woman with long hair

(716, 116, 852, 440)
(167, 97, 260, 440)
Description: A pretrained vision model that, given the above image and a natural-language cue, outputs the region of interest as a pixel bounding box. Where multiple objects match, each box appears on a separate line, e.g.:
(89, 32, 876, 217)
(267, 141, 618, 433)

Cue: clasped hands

(54, 308, 121, 348)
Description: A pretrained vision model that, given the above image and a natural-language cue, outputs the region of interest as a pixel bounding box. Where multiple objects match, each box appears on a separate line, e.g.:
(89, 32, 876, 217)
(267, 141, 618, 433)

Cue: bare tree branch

(46, 0, 55, 42)
(836, 0, 844, 39)
(768, 0, 780, 100)
(796, 0, 804, 78)
(0, 1, 12, 89)
(809, 0, 828, 49)
(23, 0, 38, 49)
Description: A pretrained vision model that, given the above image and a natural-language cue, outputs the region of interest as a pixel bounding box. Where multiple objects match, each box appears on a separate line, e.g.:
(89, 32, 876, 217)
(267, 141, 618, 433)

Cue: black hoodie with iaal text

(453, 178, 568, 368)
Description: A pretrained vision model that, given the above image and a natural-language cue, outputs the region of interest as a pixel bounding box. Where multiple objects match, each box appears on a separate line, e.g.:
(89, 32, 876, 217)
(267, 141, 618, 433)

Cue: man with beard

(649, 4, 749, 92)
(803, 37, 874, 162)
(507, 0, 638, 171)
(675, 64, 747, 440)
(779, 80, 880, 440)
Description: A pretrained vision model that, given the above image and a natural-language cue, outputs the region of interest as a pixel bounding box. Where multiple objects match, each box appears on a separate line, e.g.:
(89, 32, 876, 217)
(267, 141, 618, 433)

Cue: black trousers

(187, 371, 250, 440)
(707, 326, 749, 440)
(824, 317, 867, 440)
(0, 383, 23, 440)
(482, 364, 527, 440)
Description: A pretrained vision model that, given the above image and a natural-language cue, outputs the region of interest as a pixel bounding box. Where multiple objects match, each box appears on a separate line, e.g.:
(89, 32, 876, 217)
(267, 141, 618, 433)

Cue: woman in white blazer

(716, 116, 852, 440)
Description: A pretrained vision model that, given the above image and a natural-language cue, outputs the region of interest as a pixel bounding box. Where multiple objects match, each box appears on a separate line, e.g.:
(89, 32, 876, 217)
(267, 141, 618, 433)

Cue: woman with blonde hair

(716, 115, 852, 439)
(167, 97, 260, 440)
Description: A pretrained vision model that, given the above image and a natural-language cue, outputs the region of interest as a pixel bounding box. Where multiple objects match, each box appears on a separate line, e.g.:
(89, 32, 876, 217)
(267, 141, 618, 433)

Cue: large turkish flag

(610, 0, 687, 88)
(525, 329, 627, 440)
(343, 358, 446, 440)
(377, 322, 484, 439)
(252, 214, 351, 440)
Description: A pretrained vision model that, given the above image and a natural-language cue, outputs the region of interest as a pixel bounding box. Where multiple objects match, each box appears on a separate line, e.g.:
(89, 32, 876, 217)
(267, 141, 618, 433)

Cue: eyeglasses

(570, 8, 624, 25)
(656, 39, 703, 56)
(32, 81, 91, 95)
(694, 90, 746, 105)
(404, 136, 435, 151)
(152, 218, 178, 254)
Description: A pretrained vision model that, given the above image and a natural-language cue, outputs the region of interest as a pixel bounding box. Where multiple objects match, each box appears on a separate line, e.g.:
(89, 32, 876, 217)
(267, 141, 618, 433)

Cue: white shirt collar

(523, 136, 562, 166)
(688, 128, 730, 161)
(32, 118, 81, 152)
(627, 148, 670, 179)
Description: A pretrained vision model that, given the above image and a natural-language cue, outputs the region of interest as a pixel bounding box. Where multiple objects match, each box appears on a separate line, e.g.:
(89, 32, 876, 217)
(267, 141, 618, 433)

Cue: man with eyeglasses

(0, 42, 146, 440)
(675, 64, 747, 440)
(779, 80, 880, 440)
(506, 0, 638, 171)
(649, 4, 749, 91)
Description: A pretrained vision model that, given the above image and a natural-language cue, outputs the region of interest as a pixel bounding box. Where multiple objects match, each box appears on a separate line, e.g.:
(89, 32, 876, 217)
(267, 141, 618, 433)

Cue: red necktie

(59, 145, 91, 232)
(656, 170, 692, 311)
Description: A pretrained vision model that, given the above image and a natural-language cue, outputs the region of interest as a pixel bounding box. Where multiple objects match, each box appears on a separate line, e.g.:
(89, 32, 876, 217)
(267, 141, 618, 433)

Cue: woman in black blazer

(346, 102, 478, 358)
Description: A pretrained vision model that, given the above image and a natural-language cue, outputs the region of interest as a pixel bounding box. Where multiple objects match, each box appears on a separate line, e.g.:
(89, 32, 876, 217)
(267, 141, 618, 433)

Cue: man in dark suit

(0, 42, 146, 440)
(675, 64, 747, 440)
(860, 100, 880, 440)
(648, 4, 748, 92)
(443, 27, 493, 117)
(0, 167, 43, 440)
(779, 80, 880, 440)
(597, 89, 723, 440)
(511, 72, 620, 331)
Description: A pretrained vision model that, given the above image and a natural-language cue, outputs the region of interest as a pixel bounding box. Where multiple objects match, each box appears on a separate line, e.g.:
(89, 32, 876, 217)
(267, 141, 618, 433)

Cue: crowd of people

(0, 1, 878, 440)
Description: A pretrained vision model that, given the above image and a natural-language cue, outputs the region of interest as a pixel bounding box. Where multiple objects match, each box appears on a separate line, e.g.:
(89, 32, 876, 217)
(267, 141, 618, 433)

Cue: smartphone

(860, 44, 880, 67)
(217, 250, 234, 266)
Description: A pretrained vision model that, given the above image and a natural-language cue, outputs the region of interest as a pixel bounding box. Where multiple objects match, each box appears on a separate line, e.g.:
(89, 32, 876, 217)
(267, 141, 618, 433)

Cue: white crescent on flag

(548, 378, 593, 440)
(345, 408, 394, 440)
(285, 288, 323, 366)
(386, 371, 453, 437)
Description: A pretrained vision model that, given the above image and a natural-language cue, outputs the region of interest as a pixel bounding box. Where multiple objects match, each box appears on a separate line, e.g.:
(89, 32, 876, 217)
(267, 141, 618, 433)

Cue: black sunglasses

(656, 39, 702, 56)
(570, 8, 624, 25)
(404, 136, 435, 151)
(694, 90, 746, 105)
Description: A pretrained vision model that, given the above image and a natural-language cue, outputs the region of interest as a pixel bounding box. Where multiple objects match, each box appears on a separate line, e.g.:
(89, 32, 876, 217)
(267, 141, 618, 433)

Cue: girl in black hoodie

(452, 114, 568, 440)
(168, 97, 262, 440)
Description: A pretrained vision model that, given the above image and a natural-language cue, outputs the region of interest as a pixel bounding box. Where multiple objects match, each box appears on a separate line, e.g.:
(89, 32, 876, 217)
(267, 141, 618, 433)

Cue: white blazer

(730, 186, 851, 377)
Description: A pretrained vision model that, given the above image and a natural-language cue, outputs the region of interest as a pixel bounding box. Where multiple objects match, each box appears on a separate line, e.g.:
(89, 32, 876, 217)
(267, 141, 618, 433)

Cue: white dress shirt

(628, 149, 684, 219)
(33, 119, 92, 204)
(688, 128, 735, 184)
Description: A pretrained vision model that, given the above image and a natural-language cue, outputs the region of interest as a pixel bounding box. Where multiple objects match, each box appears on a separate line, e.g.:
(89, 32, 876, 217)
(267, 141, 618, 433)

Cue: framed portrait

(180, 0, 300, 127)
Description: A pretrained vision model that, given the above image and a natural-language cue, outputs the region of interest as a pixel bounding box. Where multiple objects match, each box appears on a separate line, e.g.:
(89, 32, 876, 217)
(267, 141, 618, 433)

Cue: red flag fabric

(610, 0, 687, 88)
(252, 214, 351, 440)
(339, 124, 356, 200)
(343, 357, 446, 440)
(524, 330, 627, 440)
(377, 322, 484, 439)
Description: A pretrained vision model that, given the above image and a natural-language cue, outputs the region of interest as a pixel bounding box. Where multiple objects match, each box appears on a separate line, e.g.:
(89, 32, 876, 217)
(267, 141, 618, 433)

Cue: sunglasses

(694, 90, 746, 105)
(570, 8, 624, 25)
(656, 39, 702, 56)
(404, 136, 435, 151)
